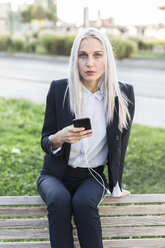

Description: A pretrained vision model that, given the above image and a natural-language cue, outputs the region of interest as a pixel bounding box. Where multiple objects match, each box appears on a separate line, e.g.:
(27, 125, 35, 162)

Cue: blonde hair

(68, 27, 130, 131)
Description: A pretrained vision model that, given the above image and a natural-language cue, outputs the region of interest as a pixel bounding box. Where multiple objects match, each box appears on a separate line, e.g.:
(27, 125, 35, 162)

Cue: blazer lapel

(62, 88, 75, 129)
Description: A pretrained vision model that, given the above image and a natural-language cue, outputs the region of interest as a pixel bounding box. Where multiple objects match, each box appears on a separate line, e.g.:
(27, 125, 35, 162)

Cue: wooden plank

(0, 219, 48, 229)
(0, 196, 45, 206)
(102, 239, 165, 248)
(0, 242, 50, 248)
(75, 239, 165, 248)
(99, 205, 165, 215)
(1, 204, 165, 217)
(1, 226, 165, 240)
(100, 215, 165, 226)
(1, 194, 165, 206)
(0, 239, 165, 248)
(77, 226, 165, 239)
(102, 194, 165, 204)
(0, 229, 49, 239)
(1, 215, 165, 229)
(73, 227, 165, 239)
(0, 208, 47, 217)
(101, 226, 165, 238)
(1, 227, 164, 240)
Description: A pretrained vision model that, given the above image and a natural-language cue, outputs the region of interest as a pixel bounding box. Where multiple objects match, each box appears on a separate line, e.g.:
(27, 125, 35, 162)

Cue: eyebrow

(78, 50, 103, 53)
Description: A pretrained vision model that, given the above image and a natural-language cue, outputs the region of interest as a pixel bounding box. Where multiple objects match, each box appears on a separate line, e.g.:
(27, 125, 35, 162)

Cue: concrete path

(0, 53, 165, 129)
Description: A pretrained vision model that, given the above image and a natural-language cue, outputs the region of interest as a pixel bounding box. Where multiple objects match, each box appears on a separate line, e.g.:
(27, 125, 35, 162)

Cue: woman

(37, 27, 135, 248)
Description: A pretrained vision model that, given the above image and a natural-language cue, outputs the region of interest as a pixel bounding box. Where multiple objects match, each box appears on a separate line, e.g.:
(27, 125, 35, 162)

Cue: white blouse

(69, 84, 108, 168)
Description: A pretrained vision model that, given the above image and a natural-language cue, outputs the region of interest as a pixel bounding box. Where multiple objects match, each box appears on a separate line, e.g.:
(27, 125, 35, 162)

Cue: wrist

(51, 131, 64, 149)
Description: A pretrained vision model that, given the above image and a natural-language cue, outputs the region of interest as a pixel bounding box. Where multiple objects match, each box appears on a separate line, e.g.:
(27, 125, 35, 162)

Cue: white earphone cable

(83, 139, 110, 204)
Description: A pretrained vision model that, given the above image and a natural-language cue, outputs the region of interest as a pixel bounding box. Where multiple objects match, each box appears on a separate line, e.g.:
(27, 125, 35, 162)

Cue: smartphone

(73, 118, 92, 130)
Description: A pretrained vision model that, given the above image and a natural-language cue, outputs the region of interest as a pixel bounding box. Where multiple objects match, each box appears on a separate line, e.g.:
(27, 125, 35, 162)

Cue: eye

(94, 53, 102, 57)
(78, 53, 87, 58)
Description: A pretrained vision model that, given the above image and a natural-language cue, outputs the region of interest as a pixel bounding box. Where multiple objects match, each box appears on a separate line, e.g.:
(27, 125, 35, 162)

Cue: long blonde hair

(68, 27, 130, 131)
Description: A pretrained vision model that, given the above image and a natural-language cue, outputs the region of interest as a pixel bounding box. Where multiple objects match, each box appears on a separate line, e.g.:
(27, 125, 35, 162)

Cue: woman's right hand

(50, 125, 92, 150)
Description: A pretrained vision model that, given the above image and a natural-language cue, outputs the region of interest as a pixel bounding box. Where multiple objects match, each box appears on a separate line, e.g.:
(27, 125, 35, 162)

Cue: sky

(57, 0, 165, 26)
(0, 0, 164, 26)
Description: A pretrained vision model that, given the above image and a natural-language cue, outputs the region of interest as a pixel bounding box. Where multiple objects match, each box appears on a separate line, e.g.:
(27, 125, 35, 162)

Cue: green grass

(123, 124, 165, 193)
(132, 50, 165, 58)
(0, 98, 45, 196)
(0, 97, 165, 196)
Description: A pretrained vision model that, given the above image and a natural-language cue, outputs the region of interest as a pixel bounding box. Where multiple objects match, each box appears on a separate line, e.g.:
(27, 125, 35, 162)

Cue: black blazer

(41, 79, 135, 193)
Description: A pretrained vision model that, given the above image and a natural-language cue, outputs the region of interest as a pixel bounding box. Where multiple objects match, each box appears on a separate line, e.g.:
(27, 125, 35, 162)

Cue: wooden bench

(0, 194, 165, 248)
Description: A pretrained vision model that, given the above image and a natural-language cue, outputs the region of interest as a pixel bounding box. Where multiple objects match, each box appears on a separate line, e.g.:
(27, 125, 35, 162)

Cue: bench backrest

(0, 194, 165, 248)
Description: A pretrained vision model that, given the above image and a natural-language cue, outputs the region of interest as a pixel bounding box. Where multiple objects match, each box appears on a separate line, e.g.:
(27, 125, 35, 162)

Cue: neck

(82, 81, 98, 93)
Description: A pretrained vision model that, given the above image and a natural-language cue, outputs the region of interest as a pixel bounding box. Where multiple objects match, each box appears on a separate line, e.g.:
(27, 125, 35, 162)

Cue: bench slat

(99, 205, 165, 215)
(103, 239, 165, 248)
(101, 226, 165, 237)
(1, 226, 165, 239)
(0, 219, 48, 229)
(0, 239, 165, 248)
(103, 194, 165, 204)
(101, 215, 165, 226)
(0, 229, 49, 239)
(0, 242, 50, 248)
(0, 196, 45, 206)
(0, 208, 47, 217)
(1, 204, 165, 217)
(1, 194, 165, 206)
(1, 215, 165, 229)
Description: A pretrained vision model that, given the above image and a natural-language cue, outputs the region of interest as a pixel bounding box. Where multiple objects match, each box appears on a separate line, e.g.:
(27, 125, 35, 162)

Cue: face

(77, 37, 105, 91)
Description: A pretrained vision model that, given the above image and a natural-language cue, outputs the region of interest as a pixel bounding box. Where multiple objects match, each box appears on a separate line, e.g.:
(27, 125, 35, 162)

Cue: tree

(20, 6, 33, 22)
(46, 6, 57, 22)
(20, 5, 57, 22)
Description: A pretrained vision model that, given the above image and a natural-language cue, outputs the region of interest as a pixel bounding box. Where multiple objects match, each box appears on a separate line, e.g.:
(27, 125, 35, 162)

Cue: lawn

(132, 50, 165, 58)
(0, 97, 164, 195)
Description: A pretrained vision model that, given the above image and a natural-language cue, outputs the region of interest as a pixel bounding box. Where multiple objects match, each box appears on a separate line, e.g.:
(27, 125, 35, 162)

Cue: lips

(85, 71, 96, 75)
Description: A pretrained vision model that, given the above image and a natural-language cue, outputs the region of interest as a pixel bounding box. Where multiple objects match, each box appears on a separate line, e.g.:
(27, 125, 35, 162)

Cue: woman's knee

(47, 190, 71, 213)
(37, 175, 71, 213)
(72, 194, 97, 215)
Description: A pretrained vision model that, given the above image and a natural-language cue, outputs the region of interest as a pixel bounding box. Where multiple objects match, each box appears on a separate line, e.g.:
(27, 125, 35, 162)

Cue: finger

(69, 129, 92, 137)
(74, 132, 92, 140)
(78, 129, 92, 136)
(72, 127, 85, 132)
(68, 131, 92, 143)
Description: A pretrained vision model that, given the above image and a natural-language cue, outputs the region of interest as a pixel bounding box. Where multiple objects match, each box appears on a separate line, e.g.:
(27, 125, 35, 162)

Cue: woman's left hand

(110, 189, 130, 198)
(118, 189, 130, 198)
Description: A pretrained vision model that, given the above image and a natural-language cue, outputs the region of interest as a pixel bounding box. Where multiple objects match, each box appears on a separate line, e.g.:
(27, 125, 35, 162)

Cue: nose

(86, 56, 94, 67)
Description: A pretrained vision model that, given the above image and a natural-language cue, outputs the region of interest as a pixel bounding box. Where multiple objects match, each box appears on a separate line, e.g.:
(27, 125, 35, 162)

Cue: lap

(37, 174, 71, 205)
(37, 168, 107, 206)
(72, 175, 105, 207)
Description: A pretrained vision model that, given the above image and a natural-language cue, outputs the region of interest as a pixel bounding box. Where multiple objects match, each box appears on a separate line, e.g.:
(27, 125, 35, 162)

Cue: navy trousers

(37, 165, 107, 248)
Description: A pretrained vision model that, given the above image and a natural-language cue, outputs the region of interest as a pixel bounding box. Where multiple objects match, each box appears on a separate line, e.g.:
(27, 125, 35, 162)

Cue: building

(0, 3, 10, 33)
(34, 0, 56, 9)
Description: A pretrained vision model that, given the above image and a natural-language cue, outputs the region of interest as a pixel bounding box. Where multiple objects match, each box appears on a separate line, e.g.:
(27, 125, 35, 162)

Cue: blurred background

(0, 0, 165, 127)
(0, 0, 165, 196)
(0, 0, 164, 38)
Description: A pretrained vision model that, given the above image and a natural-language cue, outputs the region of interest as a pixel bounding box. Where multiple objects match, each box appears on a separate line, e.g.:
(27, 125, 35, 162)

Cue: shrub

(0, 35, 12, 51)
(12, 38, 25, 51)
(110, 37, 138, 59)
(24, 38, 38, 53)
(40, 34, 75, 55)
(138, 40, 154, 50)
(130, 37, 155, 50)
(40, 33, 57, 54)
(55, 36, 75, 56)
